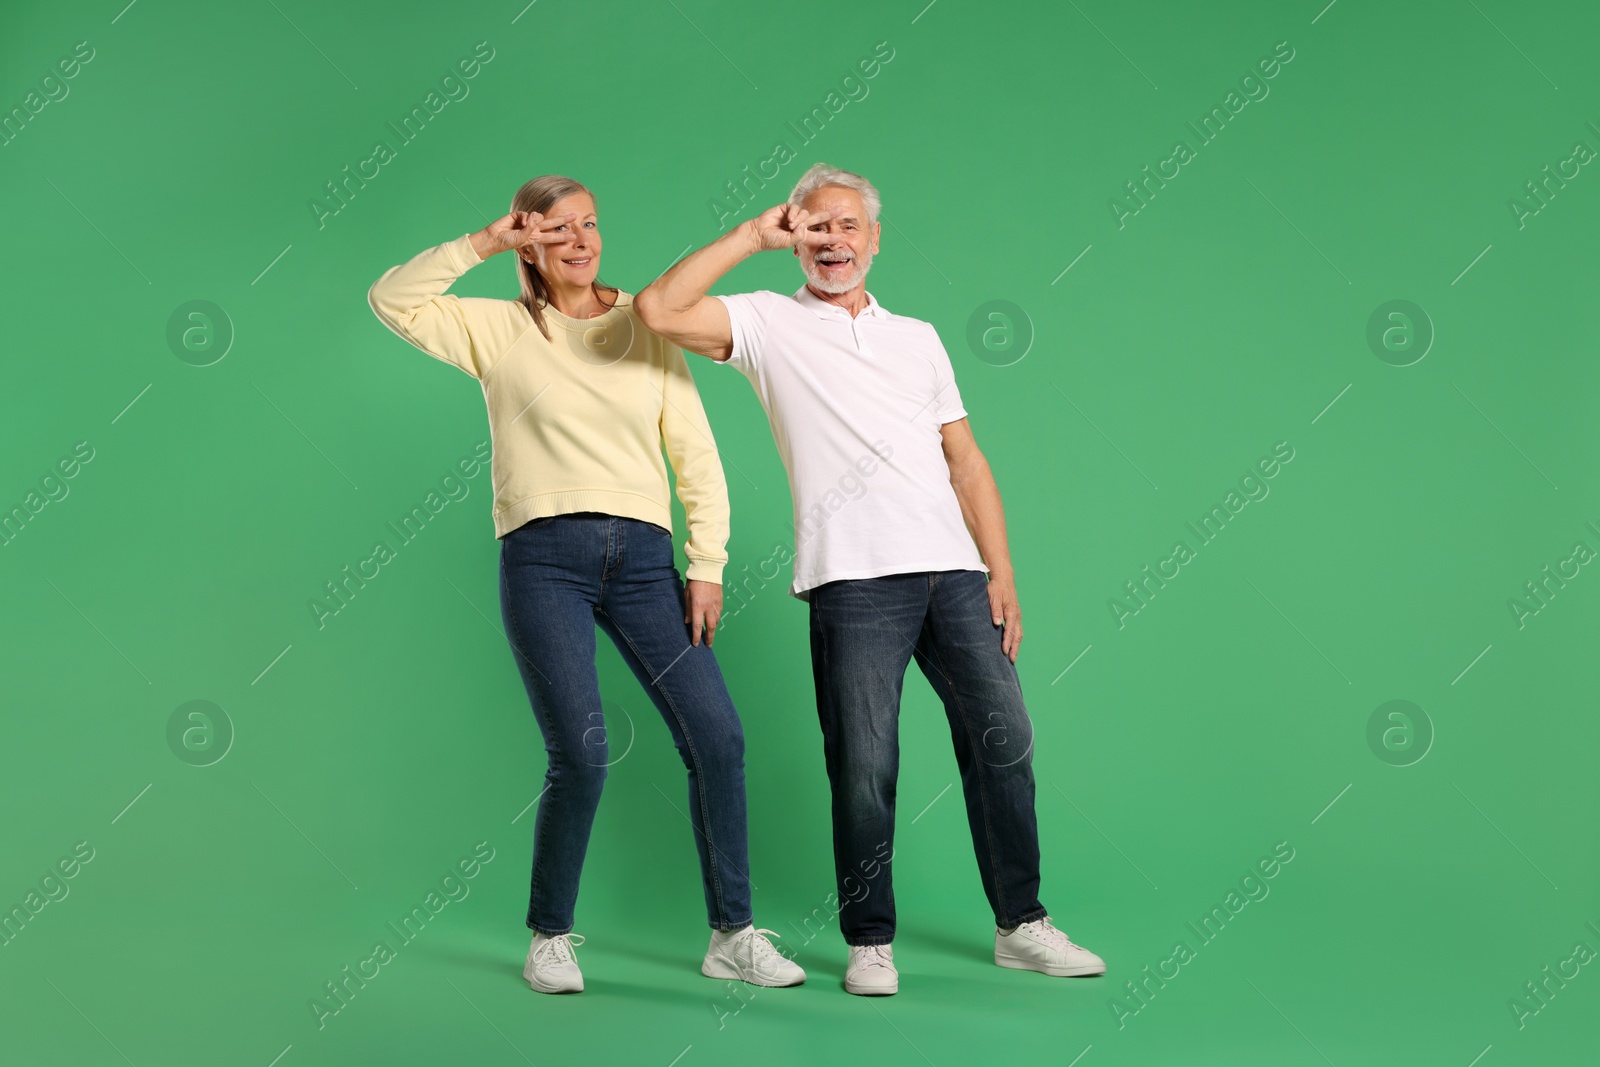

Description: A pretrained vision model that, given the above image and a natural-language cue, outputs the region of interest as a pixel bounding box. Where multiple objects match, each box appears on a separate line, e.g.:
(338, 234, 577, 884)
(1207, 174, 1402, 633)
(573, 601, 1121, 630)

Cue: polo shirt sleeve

(712, 290, 778, 374)
(928, 325, 969, 424)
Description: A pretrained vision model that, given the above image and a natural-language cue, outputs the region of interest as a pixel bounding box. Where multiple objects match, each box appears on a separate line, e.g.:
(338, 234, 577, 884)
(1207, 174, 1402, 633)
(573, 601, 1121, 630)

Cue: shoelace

(853, 944, 893, 970)
(534, 932, 585, 967)
(738, 927, 789, 967)
(1022, 918, 1076, 950)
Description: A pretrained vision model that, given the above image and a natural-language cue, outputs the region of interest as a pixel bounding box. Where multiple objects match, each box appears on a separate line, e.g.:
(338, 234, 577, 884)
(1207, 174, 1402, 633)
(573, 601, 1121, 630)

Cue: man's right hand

(470, 211, 579, 261)
(743, 203, 839, 253)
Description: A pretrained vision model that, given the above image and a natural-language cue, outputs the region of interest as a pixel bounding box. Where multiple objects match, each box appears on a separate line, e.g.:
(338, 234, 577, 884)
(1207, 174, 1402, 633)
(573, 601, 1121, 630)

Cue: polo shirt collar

(794, 284, 884, 319)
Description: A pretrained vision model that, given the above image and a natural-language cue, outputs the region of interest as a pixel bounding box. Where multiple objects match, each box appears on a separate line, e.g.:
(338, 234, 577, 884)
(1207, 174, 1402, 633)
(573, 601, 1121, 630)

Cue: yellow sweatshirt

(368, 233, 729, 583)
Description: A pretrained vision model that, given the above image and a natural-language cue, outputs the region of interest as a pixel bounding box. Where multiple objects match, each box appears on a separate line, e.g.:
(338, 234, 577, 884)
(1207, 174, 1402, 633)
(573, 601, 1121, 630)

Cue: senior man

(635, 163, 1104, 996)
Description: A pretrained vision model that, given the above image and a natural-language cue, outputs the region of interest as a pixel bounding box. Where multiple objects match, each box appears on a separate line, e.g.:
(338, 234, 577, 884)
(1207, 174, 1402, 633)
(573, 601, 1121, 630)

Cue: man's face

(794, 186, 881, 294)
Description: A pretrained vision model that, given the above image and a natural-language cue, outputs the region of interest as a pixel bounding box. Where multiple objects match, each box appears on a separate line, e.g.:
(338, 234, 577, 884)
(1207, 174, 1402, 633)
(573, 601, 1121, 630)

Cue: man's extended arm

(635, 204, 835, 359)
(941, 417, 1024, 662)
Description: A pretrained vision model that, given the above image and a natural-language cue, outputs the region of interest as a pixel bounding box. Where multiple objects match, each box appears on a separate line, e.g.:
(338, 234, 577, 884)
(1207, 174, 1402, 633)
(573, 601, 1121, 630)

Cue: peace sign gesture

(745, 203, 839, 252)
(472, 210, 580, 260)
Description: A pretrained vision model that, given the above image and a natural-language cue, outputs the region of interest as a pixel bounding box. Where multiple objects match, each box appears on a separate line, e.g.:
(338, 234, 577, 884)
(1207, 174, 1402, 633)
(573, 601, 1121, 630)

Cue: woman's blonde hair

(509, 175, 618, 340)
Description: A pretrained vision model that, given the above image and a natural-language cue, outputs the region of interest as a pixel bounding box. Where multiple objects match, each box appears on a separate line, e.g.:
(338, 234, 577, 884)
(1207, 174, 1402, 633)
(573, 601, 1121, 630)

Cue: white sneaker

(844, 943, 899, 996)
(995, 917, 1105, 976)
(524, 932, 586, 993)
(701, 926, 806, 987)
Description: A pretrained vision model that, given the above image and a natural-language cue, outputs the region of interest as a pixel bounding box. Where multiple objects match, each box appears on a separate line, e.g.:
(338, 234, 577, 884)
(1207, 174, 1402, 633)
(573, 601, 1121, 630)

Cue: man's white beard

(804, 250, 872, 294)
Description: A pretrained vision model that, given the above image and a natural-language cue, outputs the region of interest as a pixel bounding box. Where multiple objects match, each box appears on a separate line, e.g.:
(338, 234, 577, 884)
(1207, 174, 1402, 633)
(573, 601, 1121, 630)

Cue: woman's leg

(499, 515, 610, 936)
(594, 518, 753, 931)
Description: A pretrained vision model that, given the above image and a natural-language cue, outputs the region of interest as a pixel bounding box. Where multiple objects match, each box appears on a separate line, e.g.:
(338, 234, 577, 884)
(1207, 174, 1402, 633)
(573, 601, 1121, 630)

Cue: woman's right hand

(470, 211, 580, 261)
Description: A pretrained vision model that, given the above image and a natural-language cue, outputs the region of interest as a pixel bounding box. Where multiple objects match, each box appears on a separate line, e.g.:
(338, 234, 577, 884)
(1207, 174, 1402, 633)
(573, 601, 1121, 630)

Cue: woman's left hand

(684, 580, 723, 647)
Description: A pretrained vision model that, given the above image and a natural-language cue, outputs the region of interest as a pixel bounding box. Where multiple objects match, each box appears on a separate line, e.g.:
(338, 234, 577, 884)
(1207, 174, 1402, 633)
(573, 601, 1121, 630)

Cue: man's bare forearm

(954, 458, 1015, 582)
(638, 222, 759, 319)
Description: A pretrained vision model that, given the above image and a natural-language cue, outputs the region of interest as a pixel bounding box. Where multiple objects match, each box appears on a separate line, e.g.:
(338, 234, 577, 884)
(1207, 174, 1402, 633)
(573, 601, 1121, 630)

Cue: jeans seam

(596, 603, 734, 927)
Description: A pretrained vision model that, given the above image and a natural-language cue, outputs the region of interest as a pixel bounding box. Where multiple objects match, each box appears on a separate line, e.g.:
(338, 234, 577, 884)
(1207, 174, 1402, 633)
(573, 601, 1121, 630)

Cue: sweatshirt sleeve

(657, 339, 731, 584)
(367, 232, 502, 379)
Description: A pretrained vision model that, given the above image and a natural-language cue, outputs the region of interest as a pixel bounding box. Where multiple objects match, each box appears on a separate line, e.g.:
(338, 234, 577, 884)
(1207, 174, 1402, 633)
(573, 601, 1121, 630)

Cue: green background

(2, 0, 1596, 1063)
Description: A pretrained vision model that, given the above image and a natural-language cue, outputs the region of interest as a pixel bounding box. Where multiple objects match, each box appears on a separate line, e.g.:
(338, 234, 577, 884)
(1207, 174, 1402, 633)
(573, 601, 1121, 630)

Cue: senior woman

(367, 175, 802, 994)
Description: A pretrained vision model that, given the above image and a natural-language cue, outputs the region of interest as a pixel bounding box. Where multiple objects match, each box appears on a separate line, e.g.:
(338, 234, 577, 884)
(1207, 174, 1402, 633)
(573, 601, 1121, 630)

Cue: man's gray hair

(788, 163, 881, 224)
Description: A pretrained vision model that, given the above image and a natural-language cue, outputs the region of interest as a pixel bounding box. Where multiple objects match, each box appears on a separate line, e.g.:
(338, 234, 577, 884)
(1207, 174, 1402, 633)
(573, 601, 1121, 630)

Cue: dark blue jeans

(808, 569, 1048, 945)
(499, 513, 752, 935)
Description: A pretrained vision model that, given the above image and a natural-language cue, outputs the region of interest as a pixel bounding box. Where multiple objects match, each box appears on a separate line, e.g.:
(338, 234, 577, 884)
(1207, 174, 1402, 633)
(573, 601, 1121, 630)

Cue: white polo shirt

(715, 286, 987, 598)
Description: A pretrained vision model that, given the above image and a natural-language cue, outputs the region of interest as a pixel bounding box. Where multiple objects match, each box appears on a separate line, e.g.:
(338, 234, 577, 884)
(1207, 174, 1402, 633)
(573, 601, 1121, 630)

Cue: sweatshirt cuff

(447, 231, 485, 270)
(685, 558, 725, 585)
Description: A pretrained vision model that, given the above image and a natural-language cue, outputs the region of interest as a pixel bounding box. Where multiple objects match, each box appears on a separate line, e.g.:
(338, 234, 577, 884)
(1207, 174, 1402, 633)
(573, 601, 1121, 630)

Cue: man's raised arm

(635, 204, 835, 361)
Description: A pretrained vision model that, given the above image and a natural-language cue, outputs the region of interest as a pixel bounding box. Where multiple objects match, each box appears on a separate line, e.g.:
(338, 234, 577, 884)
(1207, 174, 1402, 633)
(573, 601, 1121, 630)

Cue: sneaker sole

(701, 955, 806, 987)
(843, 977, 899, 996)
(995, 953, 1105, 977)
(524, 965, 584, 994)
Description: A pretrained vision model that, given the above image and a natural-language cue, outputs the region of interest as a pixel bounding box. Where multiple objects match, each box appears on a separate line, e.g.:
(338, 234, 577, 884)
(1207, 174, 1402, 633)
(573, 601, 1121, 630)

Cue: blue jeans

(808, 569, 1048, 945)
(499, 513, 752, 935)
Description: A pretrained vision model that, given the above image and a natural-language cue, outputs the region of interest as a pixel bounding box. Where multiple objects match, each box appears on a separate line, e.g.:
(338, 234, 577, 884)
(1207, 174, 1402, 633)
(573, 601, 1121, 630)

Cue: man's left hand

(987, 573, 1023, 662)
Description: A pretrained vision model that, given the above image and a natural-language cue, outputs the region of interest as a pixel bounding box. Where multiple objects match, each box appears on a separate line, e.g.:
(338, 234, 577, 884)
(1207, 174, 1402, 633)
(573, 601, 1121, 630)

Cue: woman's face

(524, 191, 601, 290)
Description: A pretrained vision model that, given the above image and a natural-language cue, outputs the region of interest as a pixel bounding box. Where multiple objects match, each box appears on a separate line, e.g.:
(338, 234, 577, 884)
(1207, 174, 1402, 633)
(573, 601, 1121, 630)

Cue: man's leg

(911, 569, 1048, 931)
(807, 574, 928, 946)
